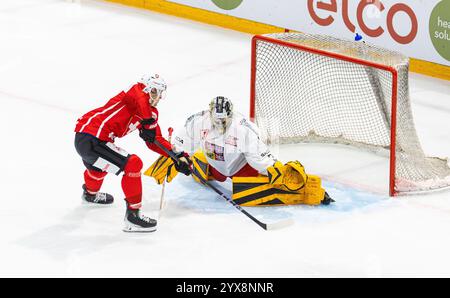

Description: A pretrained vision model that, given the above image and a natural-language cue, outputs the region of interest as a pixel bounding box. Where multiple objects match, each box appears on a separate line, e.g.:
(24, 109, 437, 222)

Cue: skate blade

(81, 199, 113, 207)
(122, 224, 157, 233)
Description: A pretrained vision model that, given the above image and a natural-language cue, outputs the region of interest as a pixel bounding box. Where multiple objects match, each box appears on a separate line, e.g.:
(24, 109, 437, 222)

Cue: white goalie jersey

(173, 111, 277, 177)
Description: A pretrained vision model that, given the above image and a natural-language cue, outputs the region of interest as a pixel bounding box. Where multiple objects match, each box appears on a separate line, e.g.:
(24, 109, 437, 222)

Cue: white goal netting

(251, 32, 450, 195)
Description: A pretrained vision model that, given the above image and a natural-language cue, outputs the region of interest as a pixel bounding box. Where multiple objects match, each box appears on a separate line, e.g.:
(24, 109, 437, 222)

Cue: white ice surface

(1, 0, 450, 277)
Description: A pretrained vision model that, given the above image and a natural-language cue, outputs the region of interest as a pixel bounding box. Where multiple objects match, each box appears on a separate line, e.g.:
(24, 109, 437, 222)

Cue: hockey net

(250, 33, 450, 196)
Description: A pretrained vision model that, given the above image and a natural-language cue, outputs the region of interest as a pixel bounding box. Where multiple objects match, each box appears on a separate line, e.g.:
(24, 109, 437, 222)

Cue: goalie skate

(321, 192, 335, 205)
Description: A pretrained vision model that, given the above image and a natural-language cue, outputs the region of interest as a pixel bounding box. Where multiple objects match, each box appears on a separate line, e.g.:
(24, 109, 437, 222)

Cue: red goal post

(250, 33, 450, 196)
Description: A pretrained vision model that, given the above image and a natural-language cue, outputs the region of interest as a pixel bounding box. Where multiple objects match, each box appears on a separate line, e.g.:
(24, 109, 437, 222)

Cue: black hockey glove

(139, 127, 156, 143)
(172, 151, 192, 176)
(139, 118, 156, 143)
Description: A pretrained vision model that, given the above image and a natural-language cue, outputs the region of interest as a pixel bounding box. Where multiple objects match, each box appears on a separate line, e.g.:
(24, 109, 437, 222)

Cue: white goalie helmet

(209, 96, 233, 134)
(140, 74, 167, 104)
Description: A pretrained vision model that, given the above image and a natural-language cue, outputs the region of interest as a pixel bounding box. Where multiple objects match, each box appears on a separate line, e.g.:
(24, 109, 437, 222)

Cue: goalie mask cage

(250, 33, 450, 196)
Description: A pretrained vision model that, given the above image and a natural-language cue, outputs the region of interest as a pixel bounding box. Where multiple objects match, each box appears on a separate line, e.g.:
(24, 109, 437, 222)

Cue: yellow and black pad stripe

(232, 176, 307, 207)
(232, 175, 325, 206)
(267, 167, 282, 184)
(191, 150, 210, 184)
(145, 155, 171, 176)
(144, 155, 174, 184)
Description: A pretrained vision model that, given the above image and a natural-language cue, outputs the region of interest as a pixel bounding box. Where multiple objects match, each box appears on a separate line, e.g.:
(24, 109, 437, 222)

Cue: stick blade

(264, 218, 295, 230)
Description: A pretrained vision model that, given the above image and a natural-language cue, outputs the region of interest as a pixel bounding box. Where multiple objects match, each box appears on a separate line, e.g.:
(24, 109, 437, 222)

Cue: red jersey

(75, 83, 172, 156)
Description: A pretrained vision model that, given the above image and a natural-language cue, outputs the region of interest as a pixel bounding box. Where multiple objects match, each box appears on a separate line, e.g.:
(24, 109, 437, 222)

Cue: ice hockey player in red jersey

(74, 74, 191, 232)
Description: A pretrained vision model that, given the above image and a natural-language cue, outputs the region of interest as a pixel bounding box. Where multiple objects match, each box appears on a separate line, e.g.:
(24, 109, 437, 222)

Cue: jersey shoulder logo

(185, 110, 207, 127)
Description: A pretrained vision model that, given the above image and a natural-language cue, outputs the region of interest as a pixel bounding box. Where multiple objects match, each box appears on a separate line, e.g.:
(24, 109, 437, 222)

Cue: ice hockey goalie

(145, 96, 333, 206)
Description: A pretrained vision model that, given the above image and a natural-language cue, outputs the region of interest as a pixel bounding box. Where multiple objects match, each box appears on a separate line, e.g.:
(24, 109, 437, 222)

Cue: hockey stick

(158, 127, 173, 218)
(152, 139, 294, 230)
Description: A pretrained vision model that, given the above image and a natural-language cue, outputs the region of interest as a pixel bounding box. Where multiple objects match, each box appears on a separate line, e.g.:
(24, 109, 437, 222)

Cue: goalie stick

(152, 139, 294, 231)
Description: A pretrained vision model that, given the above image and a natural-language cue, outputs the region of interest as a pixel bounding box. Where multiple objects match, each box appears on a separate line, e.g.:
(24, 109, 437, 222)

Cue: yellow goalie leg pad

(143, 155, 178, 184)
(191, 150, 211, 184)
(303, 175, 325, 206)
(232, 174, 325, 207)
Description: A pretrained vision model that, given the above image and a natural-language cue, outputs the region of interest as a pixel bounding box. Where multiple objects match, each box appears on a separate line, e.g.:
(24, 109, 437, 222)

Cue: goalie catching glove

(144, 151, 192, 184)
(267, 160, 307, 191)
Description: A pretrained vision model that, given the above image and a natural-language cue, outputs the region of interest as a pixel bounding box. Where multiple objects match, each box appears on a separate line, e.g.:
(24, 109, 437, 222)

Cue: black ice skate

(123, 207, 157, 233)
(81, 184, 114, 205)
(321, 192, 335, 205)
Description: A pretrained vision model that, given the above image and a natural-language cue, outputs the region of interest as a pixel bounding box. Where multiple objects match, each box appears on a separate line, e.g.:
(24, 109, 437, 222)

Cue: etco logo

(308, 0, 418, 44)
(429, 0, 450, 61)
(211, 0, 243, 10)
